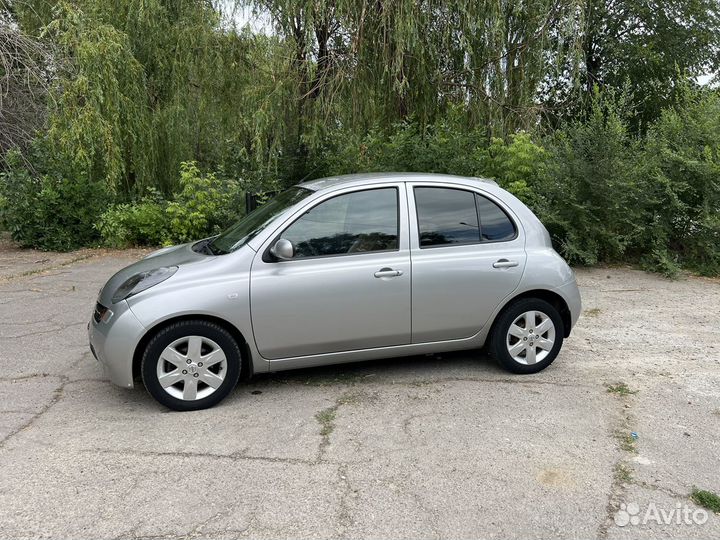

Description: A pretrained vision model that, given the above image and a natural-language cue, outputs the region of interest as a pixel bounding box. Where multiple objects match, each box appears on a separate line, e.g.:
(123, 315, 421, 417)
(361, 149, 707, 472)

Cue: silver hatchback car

(89, 173, 581, 410)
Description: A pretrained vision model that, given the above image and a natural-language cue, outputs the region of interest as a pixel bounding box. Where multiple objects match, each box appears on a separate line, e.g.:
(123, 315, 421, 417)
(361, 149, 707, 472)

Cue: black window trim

(262, 186, 401, 263)
(412, 186, 518, 249)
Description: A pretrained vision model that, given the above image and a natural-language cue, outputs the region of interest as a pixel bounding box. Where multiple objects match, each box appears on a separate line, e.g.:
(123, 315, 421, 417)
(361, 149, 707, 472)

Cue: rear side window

(414, 187, 479, 247)
(414, 187, 515, 247)
(475, 194, 516, 241)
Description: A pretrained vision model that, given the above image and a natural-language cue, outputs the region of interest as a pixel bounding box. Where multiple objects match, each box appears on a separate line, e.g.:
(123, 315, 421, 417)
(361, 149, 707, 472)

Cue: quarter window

(475, 194, 516, 241)
(414, 187, 516, 247)
(281, 188, 399, 258)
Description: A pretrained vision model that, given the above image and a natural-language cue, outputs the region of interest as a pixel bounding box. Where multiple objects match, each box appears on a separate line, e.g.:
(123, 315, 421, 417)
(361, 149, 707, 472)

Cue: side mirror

(270, 238, 294, 260)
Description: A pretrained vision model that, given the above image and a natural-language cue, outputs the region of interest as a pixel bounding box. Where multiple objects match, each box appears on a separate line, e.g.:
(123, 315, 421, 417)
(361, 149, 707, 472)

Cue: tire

(141, 320, 241, 411)
(488, 298, 564, 374)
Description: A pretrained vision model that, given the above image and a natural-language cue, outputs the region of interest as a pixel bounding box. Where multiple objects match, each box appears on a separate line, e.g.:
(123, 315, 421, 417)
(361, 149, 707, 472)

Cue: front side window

(281, 188, 399, 258)
(414, 187, 516, 247)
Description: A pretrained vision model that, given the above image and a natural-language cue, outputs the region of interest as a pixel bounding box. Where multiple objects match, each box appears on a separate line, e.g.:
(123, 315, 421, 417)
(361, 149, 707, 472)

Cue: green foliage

(33, 0, 263, 195)
(691, 488, 720, 513)
(96, 162, 242, 247)
(312, 114, 487, 178)
(96, 191, 167, 248)
(541, 91, 646, 266)
(0, 144, 109, 251)
(165, 162, 239, 244)
(641, 91, 720, 276)
(2, 1, 720, 276)
(563, 0, 720, 128)
(479, 133, 548, 207)
(45, 2, 151, 192)
(313, 117, 548, 207)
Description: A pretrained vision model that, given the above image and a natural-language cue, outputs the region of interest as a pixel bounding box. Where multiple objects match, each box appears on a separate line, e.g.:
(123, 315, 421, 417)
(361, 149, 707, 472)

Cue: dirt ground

(0, 241, 718, 539)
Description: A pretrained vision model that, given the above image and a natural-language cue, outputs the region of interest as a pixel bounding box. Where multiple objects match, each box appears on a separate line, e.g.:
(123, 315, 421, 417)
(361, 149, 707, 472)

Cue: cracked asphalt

(0, 242, 719, 539)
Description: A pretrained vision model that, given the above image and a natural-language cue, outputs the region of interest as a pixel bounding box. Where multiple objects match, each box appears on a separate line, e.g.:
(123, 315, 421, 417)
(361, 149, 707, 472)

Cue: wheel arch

(132, 315, 253, 382)
(492, 289, 572, 339)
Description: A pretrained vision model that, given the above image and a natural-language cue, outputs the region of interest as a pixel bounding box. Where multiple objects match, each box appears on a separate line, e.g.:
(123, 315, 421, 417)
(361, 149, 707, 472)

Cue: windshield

(209, 187, 311, 254)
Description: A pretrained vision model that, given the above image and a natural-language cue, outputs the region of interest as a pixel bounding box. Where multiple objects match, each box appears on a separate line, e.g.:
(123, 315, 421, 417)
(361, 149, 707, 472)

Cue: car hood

(98, 242, 211, 306)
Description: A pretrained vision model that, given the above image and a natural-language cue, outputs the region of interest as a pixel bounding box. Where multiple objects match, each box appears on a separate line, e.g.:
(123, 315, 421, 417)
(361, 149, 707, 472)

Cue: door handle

(493, 259, 519, 269)
(374, 268, 403, 278)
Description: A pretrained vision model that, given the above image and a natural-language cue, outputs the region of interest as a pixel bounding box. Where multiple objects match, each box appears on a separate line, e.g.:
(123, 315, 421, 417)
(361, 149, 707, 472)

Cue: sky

(220, 1, 273, 34)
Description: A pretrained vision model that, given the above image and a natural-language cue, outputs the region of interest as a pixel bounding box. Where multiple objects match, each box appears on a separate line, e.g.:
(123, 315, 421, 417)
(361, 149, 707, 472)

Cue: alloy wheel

(505, 310, 556, 365)
(156, 335, 228, 401)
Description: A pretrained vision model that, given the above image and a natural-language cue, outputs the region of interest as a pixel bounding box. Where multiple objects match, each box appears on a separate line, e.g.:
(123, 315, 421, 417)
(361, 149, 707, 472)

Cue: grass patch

(616, 431, 638, 453)
(584, 307, 602, 317)
(315, 392, 367, 449)
(0, 252, 96, 283)
(278, 371, 376, 387)
(615, 463, 633, 483)
(315, 392, 366, 438)
(315, 407, 337, 437)
(606, 382, 638, 396)
(691, 488, 720, 513)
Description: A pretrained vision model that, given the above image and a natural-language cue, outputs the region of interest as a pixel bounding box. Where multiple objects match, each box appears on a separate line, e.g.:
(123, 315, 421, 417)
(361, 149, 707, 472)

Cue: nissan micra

(89, 173, 581, 410)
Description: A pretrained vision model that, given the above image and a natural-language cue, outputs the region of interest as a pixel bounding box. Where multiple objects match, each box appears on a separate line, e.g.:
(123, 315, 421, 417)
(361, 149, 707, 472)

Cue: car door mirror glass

(270, 238, 295, 260)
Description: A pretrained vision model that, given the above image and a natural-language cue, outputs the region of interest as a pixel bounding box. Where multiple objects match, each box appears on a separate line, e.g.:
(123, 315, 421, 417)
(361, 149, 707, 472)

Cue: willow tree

(0, 6, 51, 160)
(43, 3, 150, 193)
(8, 0, 268, 194)
(243, 0, 585, 143)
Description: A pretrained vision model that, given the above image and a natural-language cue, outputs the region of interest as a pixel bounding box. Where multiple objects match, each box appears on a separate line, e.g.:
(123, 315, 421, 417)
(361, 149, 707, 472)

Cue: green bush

(95, 162, 242, 247)
(96, 191, 167, 248)
(540, 92, 646, 266)
(640, 91, 720, 276)
(0, 146, 109, 251)
(312, 111, 487, 178)
(3, 89, 719, 278)
(477, 132, 548, 208)
(313, 119, 549, 209)
(165, 162, 239, 244)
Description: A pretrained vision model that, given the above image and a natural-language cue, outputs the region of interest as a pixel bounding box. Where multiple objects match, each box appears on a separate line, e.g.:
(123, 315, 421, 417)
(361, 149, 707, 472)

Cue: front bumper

(88, 300, 146, 388)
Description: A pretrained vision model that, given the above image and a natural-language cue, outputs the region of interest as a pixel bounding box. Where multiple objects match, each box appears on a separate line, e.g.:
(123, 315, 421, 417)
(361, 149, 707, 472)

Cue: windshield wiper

(205, 240, 228, 256)
(193, 238, 221, 256)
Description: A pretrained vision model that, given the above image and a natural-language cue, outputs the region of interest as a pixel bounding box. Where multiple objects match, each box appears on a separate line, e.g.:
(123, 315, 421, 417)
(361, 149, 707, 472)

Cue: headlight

(111, 266, 178, 304)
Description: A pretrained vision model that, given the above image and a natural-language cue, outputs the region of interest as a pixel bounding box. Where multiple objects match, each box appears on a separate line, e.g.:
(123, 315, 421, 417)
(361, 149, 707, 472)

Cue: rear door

(408, 183, 526, 343)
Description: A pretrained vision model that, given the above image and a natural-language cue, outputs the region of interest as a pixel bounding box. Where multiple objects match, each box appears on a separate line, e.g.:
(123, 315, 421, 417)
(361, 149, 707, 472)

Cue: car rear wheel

(489, 298, 564, 374)
(141, 320, 241, 411)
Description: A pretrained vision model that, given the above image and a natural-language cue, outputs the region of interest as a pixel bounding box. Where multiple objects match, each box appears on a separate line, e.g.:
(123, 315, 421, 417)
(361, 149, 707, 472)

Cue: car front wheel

(141, 320, 241, 411)
(489, 298, 564, 374)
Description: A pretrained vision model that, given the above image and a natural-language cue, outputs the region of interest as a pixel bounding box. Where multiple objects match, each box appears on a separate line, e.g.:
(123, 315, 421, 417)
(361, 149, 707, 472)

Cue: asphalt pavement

(0, 244, 718, 539)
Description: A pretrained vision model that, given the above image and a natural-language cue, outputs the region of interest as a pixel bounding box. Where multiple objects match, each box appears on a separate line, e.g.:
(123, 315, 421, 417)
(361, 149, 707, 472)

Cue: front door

(250, 185, 411, 359)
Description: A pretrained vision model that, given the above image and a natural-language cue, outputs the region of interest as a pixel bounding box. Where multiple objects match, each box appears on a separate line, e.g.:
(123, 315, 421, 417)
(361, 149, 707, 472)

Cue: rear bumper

(88, 300, 146, 388)
(552, 278, 582, 333)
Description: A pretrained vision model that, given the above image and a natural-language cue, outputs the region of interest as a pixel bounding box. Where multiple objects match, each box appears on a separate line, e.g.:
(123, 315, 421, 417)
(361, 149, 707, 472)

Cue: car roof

(297, 172, 498, 192)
